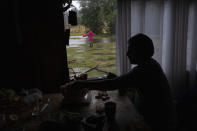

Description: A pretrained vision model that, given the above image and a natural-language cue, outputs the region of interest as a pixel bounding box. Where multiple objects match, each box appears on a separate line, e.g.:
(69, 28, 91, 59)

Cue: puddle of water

(67, 36, 115, 48)
(70, 36, 86, 39)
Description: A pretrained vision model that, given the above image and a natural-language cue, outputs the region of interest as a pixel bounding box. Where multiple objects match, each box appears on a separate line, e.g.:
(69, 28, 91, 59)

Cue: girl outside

(83, 31, 96, 47)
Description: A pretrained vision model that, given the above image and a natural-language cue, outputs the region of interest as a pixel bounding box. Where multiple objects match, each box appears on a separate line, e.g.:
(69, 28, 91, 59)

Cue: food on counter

(95, 91, 110, 101)
(9, 114, 18, 121)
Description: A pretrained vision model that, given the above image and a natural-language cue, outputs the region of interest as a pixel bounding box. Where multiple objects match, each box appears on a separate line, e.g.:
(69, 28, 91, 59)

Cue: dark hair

(128, 33, 154, 58)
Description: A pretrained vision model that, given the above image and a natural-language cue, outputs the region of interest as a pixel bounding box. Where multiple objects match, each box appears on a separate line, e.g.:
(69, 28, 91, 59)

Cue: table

(62, 90, 143, 131)
(1, 91, 144, 131)
(0, 94, 64, 131)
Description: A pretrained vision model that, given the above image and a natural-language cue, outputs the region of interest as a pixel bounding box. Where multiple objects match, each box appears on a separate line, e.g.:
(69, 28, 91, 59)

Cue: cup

(104, 101, 116, 121)
(96, 103, 104, 114)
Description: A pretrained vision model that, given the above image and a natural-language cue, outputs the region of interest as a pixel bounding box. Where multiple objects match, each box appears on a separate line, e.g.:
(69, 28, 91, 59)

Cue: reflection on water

(68, 36, 115, 48)
(94, 38, 114, 43)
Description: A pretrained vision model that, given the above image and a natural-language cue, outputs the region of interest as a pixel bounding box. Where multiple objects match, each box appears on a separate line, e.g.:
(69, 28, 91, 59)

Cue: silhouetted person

(64, 33, 175, 131)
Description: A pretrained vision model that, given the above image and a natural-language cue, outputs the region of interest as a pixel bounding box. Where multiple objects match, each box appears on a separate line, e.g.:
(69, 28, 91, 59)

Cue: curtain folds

(116, 0, 197, 97)
(116, 0, 131, 75)
(187, 1, 197, 89)
(161, 0, 176, 89)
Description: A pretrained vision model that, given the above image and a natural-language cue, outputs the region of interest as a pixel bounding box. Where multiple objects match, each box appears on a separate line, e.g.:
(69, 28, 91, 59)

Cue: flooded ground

(68, 36, 115, 47)
(66, 36, 116, 77)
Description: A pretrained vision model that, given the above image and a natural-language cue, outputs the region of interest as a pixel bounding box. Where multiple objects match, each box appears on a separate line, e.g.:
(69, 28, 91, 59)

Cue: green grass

(70, 37, 83, 39)
(94, 34, 115, 39)
(67, 41, 116, 77)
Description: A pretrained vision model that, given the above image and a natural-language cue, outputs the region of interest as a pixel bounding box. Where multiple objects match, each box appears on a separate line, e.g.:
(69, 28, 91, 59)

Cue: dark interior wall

(2, 0, 69, 92)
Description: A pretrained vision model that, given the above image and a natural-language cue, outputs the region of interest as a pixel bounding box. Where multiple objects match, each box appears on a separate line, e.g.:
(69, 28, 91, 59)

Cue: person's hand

(107, 72, 117, 79)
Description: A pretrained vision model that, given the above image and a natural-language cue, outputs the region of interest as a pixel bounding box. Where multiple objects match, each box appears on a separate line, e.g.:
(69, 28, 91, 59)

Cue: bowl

(82, 114, 105, 131)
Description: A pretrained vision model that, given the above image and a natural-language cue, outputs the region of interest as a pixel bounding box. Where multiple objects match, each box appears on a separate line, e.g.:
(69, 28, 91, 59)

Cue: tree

(79, 0, 104, 34)
(79, 0, 117, 35)
(99, 0, 117, 34)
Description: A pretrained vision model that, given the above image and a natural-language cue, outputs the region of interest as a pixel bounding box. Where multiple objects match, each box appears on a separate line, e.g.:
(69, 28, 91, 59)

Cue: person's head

(127, 33, 154, 64)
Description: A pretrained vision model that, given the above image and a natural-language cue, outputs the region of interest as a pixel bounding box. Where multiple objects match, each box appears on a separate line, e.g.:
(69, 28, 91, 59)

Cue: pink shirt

(83, 31, 96, 42)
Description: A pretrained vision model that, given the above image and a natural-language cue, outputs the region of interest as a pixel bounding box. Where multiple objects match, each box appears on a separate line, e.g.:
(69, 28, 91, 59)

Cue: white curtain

(116, 0, 197, 97)
(186, 1, 197, 89)
(116, 0, 131, 75)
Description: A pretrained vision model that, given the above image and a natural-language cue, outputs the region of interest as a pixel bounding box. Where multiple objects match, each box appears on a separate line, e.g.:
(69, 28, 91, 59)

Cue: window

(63, 0, 117, 79)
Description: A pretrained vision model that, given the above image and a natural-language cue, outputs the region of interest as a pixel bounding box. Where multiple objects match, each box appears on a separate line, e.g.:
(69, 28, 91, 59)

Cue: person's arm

(75, 79, 117, 91)
(92, 32, 96, 36)
(74, 71, 135, 91)
(83, 34, 87, 37)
